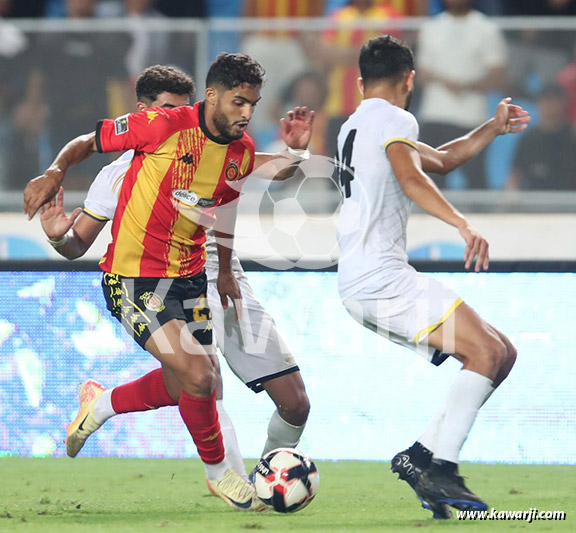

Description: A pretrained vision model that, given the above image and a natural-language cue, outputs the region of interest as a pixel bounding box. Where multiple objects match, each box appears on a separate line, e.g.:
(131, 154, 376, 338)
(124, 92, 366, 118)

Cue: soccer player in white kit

(336, 35, 529, 518)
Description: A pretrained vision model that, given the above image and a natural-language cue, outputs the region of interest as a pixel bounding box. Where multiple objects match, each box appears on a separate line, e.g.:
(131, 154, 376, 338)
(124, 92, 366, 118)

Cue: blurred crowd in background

(1, 0, 576, 193)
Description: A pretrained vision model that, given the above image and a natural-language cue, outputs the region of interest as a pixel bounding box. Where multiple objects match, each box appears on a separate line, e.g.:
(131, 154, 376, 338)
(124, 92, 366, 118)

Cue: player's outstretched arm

(24, 132, 98, 220)
(40, 186, 106, 260)
(388, 142, 489, 272)
(252, 106, 315, 181)
(418, 97, 530, 175)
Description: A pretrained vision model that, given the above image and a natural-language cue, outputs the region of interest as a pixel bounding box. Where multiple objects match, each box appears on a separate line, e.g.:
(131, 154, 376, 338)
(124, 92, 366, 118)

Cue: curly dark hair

(359, 35, 414, 87)
(135, 65, 196, 104)
(206, 53, 265, 90)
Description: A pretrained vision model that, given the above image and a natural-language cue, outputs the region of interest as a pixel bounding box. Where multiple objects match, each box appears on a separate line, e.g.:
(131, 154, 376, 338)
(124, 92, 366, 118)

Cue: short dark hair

(359, 35, 414, 86)
(135, 65, 195, 104)
(206, 52, 265, 90)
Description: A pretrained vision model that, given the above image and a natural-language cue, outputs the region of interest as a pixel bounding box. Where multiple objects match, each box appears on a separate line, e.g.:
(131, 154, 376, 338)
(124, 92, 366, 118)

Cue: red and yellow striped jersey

(95, 102, 254, 278)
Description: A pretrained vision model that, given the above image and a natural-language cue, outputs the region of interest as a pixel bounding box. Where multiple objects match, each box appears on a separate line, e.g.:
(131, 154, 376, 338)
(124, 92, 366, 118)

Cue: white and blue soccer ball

(252, 447, 320, 513)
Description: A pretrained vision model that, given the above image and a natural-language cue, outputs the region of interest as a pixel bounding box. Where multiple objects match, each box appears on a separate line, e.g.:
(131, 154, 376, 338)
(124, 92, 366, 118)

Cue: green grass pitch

(0, 458, 574, 532)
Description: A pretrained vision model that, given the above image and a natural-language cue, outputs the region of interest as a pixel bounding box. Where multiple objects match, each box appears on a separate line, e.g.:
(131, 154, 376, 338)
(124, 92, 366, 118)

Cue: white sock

(204, 457, 230, 481)
(432, 369, 493, 463)
(262, 410, 306, 456)
(418, 407, 444, 453)
(216, 400, 248, 481)
(418, 384, 495, 453)
(93, 389, 116, 424)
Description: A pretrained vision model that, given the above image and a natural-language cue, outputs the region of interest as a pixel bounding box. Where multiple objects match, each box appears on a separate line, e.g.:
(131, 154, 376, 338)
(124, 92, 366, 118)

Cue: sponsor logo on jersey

(172, 189, 199, 206)
(141, 292, 165, 312)
(197, 198, 218, 208)
(225, 159, 240, 181)
(114, 115, 129, 135)
(146, 110, 159, 124)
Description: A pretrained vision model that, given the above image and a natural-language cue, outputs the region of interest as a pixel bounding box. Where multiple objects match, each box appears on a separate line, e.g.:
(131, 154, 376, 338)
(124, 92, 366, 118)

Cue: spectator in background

(307, 0, 401, 157)
(3, 0, 47, 17)
(507, 85, 576, 191)
(155, 0, 206, 17)
(0, 0, 42, 190)
(123, 0, 170, 85)
(557, 39, 576, 123)
(241, 0, 324, 148)
(268, 71, 328, 155)
(417, 0, 507, 189)
(502, 0, 575, 98)
(502, 0, 576, 16)
(325, 0, 428, 15)
(24, 0, 131, 188)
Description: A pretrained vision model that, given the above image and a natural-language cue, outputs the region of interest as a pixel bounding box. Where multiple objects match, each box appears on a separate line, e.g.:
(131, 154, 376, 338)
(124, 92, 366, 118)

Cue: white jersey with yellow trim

(84, 150, 243, 280)
(336, 98, 419, 300)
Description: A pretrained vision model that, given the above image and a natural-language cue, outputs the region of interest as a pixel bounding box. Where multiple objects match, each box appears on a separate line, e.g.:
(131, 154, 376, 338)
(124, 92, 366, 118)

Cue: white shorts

(342, 271, 461, 365)
(207, 273, 299, 392)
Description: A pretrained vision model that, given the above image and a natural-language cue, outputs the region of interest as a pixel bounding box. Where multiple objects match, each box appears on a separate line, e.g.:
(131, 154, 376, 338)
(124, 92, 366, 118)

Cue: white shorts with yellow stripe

(342, 272, 462, 366)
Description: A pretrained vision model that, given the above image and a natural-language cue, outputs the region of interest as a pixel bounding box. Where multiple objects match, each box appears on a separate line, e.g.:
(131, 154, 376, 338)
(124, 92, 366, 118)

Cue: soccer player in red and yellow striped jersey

(95, 100, 255, 279)
(24, 53, 314, 511)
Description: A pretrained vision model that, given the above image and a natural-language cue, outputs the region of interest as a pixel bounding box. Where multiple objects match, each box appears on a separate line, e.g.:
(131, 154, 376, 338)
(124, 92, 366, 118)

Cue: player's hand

(40, 187, 82, 240)
(459, 222, 489, 272)
(493, 97, 531, 136)
(24, 169, 63, 220)
(217, 271, 243, 321)
(280, 106, 315, 150)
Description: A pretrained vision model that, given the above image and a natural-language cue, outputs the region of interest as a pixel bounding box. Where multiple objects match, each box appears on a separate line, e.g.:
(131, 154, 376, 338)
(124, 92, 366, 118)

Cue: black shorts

(102, 272, 212, 349)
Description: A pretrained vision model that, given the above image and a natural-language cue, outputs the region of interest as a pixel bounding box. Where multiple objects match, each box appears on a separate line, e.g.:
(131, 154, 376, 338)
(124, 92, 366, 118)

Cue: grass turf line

(0, 458, 574, 532)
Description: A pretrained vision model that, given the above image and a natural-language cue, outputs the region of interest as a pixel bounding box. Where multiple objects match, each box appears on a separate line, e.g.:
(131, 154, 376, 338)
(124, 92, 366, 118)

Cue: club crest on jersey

(141, 292, 165, 312)
(146, 110, 159, 124)
(225, 159, 240, 181)
(172, 189, 199, 206)
(114, 115, 129, 135)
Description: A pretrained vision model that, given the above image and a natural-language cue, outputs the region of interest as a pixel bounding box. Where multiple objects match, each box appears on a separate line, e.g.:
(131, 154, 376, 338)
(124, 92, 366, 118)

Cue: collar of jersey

(198, 101, 234, 145)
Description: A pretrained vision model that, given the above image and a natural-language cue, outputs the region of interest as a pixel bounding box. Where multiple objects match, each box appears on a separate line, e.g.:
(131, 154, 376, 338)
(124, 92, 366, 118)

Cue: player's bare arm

(252, 106, 315, 181)
(40, 186, 106, 260)
(387, 142, 489, 272)
(24, 132, 98, 220)
(214, 201, 242, 321)
(418, 98, 530, 175)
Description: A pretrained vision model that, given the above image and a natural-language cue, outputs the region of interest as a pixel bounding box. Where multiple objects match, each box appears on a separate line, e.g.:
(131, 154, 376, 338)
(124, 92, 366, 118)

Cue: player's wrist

(47, 234, 68, 248)
(286, 146, 311, 160)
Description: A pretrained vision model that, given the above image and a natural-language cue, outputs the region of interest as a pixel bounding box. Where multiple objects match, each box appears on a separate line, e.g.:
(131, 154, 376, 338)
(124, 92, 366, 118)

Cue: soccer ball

(252, 447, 319, 513)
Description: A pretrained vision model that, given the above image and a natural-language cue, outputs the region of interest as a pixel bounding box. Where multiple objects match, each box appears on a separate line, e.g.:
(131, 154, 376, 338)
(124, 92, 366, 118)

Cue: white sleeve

(83, 152, 132, 221)
(380, 111, 419, 153)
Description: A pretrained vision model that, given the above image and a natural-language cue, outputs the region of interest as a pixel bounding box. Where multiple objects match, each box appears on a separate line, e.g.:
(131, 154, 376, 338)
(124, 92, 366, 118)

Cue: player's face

(212, 84, 262, 141)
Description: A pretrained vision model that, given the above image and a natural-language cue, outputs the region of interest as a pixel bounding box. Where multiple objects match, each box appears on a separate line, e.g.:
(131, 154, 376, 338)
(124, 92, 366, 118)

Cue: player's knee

(507, 343, 518, 368)
(477, 336, 508, 373)
(500, 342, 518, 381)
(278, 390, 310, 426)
(174, 356, 216, 396)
